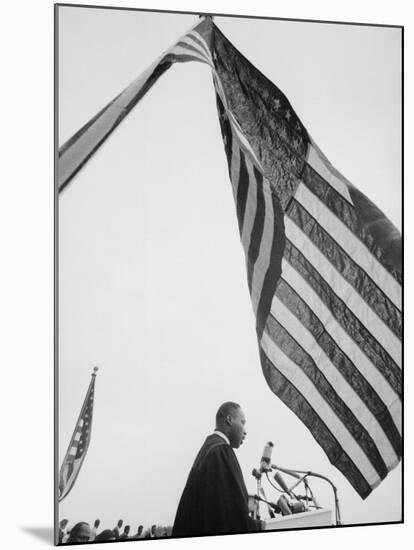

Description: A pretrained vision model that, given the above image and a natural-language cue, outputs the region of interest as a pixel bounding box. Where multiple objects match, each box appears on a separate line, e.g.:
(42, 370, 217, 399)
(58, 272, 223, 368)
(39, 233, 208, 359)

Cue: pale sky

(57, 5, 402, 534)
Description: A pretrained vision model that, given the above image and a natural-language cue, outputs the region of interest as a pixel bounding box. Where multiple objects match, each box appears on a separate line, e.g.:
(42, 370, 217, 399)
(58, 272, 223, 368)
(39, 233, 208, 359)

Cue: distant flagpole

(58, 367, 99, 502)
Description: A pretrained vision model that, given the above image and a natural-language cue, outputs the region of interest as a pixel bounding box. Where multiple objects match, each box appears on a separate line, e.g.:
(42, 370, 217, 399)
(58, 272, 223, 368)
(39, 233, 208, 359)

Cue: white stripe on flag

(294, 182, 401, 310)
(306, 142, 353, 203)
(281, 259, 402, 433)
(179, 35, 213, 64)
(241, 158, 258, 252)
(260, 329, 382, 488)
(230, 130, 241, 201)
(188, 30, 211, 58)
(271, 295, 399, 469)
(285, 218, 401, 367)
(168, 44, 213, 66)
(250, 178, 274, 315)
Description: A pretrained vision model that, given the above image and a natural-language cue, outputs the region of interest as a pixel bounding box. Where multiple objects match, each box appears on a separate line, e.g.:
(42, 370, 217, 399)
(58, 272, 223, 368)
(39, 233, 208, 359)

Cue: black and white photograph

(4, 1, 409, 549)
(55, 3, 403, 546)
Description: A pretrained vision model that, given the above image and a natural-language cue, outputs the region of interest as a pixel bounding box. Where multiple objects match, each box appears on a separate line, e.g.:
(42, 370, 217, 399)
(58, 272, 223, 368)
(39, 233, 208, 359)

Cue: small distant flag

(58, 367, 98, 502)
(58, 17, 401, 499)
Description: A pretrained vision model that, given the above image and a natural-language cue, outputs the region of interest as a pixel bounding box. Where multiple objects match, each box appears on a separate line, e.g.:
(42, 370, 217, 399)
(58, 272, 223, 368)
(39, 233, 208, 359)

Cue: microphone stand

(272, 464, 342, 526)
(252, 469, 275, 519)
(251, 469, 262, 520)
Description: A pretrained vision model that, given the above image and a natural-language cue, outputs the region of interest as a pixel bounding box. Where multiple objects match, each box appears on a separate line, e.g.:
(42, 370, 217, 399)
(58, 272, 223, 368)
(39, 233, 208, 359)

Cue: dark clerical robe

(172, 433, 262, 537)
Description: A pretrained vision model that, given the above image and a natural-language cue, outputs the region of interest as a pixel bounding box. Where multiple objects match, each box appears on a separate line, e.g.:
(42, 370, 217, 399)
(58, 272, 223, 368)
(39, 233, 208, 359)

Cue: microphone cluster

(254, 442, 310, 517)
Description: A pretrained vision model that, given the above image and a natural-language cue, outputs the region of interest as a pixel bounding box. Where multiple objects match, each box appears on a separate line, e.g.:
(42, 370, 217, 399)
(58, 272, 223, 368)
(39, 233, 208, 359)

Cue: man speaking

(172, 402, 264, 537)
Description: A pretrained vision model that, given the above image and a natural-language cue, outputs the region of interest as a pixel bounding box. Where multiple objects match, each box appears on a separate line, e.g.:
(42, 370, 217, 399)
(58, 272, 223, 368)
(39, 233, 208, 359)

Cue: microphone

(273, 471, 290, 493)
(260, 441, 274, 473)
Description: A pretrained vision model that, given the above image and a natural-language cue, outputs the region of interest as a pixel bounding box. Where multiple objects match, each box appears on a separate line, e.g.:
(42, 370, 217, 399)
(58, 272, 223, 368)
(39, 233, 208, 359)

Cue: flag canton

(213, 25, 310, 209)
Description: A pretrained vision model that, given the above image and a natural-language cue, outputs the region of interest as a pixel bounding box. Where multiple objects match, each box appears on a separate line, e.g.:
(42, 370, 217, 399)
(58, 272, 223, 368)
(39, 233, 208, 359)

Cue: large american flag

(59, 369, 97, 502)
(58, 17, 401, 499)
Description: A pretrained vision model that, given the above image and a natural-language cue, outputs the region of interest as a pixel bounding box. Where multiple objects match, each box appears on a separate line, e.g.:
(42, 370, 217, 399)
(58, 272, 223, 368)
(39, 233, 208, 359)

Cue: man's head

(124, 525, 130, 535)
(59, 519, 68, 529)
(67, 522, 91, 543)
(137, 525, 143, 534)
(117, 519, 123, 528)
(215, 402, 247, 448)
(94, 518, 100, 529)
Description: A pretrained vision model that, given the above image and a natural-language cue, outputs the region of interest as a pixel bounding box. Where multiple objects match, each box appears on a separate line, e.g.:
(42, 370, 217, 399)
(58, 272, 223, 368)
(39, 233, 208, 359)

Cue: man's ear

(226, 415, 232, 426)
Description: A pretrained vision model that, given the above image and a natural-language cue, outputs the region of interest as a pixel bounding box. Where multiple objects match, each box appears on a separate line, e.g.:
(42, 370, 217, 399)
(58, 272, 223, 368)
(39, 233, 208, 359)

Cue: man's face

(228, 407, 247, 448)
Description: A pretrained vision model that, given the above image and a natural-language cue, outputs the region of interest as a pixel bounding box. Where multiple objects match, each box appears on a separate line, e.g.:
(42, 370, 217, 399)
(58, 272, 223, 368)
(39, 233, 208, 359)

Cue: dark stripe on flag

(259, 346, 373, 499)
(236, 151, 250, 234)
(276, 278, 402, 457)
(284, 240, 402, 396)
(265, 314, 389, 479)
(174, 41, 210, 61)
(256, 192, 285, 339)
(188, 33, 211, 58)
(246, 167, 265, 292)
(215, 94, 233, 174)
(302, 164, 401, 284)
(287, 199, 402, 339)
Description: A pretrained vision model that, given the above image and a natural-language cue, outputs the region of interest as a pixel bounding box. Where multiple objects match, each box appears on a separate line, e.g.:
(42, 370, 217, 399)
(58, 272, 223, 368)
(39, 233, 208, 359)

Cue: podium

(264, 509, 332, 530)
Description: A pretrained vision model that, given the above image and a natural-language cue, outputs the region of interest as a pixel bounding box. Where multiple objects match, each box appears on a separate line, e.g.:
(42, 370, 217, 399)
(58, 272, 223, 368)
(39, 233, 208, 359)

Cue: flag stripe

(246, 171, 267, 296)
(271, 287, 401, 463)
(246, 168, 266, 288)
(289, 195, 401, 336)
(280, 259, 402, 434)
(250, 176, 275, 317)
(254, 179, 286, 336)
(284, 216, 401, 366)
(266, 311, 390, 478)
(241, 159, 259, 257)
(260, 328, 382, 488)
(302, 163, 401, 284)
(306, 142, 353, 203)
(236, 151, 250, 232)
(174, 38, 213, 65)
(259, 347, 374, 498)
(294, 182, 401, 311)
(283, 241, 402, 395)
(187, 31, 212, 58)
(229, 127, 240, 200)
(168, 45, 212, 66)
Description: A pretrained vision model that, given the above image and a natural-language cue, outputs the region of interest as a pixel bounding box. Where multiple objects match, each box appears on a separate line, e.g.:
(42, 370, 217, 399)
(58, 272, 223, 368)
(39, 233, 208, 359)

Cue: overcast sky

(57, 5, 401, 534)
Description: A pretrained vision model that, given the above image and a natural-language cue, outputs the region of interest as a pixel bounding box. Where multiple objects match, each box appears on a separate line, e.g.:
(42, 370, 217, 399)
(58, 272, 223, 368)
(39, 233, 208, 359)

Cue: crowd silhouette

(59, 519, 173, 544)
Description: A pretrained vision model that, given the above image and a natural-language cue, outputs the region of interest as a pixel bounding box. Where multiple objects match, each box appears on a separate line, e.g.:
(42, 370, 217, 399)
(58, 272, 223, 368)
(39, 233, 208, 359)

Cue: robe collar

(214, 429, 230, 445)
